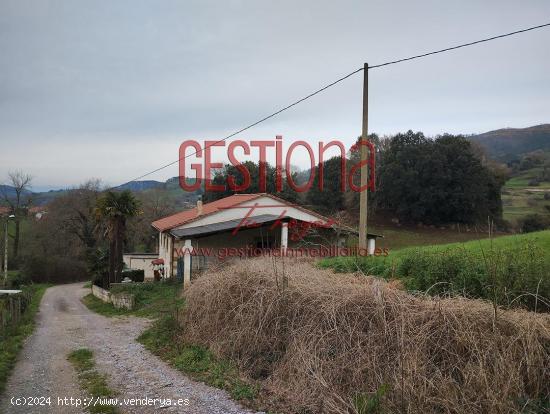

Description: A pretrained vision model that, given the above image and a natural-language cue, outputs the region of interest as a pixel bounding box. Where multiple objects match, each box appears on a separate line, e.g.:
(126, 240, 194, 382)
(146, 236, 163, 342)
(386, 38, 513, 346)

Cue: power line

(369, 22, 550, 69)
(119, 22, 550, 187)
(126, 67, 364, 183)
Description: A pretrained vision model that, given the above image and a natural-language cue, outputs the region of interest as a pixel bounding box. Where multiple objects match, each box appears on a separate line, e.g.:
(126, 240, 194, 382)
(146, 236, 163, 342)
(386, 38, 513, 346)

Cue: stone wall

(111, 293, 135, 310)
(91, 284, 135, 310)
(91, 285, 111, 303)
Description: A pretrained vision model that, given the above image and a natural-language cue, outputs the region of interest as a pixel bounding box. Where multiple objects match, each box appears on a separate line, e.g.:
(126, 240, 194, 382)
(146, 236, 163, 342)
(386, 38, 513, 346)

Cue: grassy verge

(0, 284, 49, 394)
(68, 348, 119, 414)
(82, 281, 183, 318)
(138, 316, 258, 403)
(81, 295, 132, 317)
(320, 230, 550, 311)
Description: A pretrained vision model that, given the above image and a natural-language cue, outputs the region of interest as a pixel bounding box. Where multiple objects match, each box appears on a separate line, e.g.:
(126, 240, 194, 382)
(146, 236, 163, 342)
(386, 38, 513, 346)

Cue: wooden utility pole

(358, 62, 369, 250)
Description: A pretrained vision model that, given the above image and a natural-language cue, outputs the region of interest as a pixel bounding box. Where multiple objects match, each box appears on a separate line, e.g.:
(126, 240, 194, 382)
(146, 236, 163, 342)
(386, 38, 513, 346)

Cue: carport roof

(170, 214, 382, 239)
(170, 214, 281, 238)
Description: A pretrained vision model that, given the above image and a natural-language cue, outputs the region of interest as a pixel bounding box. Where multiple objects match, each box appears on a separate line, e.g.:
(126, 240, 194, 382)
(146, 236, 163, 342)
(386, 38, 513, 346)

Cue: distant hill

(0, 184, 32, 198)
(0, 177, 202, 208)
(114, 180, 165, 191)
(1, 180, 168, 207)
(0, 185, 66, 206)
(469, 124, 550, 161)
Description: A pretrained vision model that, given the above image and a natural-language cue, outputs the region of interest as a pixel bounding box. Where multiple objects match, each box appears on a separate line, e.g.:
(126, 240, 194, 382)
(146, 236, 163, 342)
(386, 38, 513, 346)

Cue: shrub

(521, 214, 549, 233)
(87, 248, 109, 287)
(544, 192, 550, 201)
(21, 255, 88, 284)
(121, 269, 145, 283)
(4, 271, 31, 289)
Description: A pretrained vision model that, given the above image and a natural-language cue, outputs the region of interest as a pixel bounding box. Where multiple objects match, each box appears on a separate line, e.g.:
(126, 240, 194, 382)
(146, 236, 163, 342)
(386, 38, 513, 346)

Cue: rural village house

(137, 193, 381, 287)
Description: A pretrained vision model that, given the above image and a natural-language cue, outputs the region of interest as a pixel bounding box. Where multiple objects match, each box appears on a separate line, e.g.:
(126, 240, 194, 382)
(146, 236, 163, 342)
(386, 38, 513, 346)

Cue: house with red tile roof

(150, 193, 379, 287)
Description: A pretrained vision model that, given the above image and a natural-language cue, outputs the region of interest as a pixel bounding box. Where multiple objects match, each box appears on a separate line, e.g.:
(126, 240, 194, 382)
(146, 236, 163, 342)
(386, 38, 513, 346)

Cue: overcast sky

(1, 0, 549, 190)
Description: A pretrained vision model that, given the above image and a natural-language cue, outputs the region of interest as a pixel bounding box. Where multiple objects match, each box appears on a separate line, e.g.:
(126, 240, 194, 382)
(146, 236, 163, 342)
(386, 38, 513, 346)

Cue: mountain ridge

(468, 124, 550, 161)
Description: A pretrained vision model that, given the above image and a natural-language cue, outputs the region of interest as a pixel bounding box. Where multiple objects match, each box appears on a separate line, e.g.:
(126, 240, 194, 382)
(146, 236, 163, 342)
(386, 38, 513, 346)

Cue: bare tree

(47, 179, 102, 250)
(126, 189, 175, 253)
(1, 170, 33, 261)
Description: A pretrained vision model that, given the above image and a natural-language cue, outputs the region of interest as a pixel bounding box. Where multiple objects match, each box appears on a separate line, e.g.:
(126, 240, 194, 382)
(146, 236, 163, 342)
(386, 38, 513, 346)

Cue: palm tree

(95, 190, 140, 288)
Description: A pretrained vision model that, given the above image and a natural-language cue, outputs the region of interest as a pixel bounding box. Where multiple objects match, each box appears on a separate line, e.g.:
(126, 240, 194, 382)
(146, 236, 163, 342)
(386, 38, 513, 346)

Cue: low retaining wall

(91, 285, 111, 302)
(91, 285, 135, 310)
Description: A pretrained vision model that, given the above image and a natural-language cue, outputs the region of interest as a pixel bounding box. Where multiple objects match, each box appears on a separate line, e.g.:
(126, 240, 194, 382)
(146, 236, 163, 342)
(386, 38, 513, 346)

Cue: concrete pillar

(168, 236, 173, 279)
(367, 237, 375, 255)
(281, 222, 288, 254)
(183, 239, 193, 289)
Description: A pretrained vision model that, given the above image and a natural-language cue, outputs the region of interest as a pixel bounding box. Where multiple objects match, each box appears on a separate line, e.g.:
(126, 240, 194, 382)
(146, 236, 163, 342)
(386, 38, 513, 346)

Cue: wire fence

(0, 290, 32, 334)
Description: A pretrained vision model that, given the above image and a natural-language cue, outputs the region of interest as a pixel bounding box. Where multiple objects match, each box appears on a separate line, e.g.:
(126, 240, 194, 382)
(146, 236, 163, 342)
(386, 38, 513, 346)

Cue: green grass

(138, 316, 258, 402)
(68, 348, 95, 371)
(323, 230, 550, 269)
(503, 166, 550, 223)
(366, 224, 494, 251)
(502, 188, 550, 222)
(68, 348, 119, 414)
(81, 295, 131, 317)
(0, 284, 49, 394)
(320, 231, 550, 311)
(82, 281, 183, 318)
(505, 167, 550, 189)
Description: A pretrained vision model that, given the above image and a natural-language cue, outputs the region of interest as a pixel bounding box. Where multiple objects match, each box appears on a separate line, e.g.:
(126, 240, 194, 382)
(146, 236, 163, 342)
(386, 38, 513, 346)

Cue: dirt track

(0, 283, 258, 414)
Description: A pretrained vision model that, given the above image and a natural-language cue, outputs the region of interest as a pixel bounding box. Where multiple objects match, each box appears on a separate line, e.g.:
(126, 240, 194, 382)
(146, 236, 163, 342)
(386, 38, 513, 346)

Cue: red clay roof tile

(151, 193, 263, 232)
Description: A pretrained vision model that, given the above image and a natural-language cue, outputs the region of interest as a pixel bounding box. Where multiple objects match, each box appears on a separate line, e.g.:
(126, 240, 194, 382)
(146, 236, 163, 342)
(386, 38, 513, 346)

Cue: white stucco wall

(157, 231, 174, 279)
(122, 254, 157, 280)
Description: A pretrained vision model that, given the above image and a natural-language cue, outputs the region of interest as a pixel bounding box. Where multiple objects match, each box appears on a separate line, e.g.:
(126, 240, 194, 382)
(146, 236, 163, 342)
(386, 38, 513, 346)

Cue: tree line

(1, 176, 174, 288)
(202, 131, 506, 226)
(0, 130, 515, 287)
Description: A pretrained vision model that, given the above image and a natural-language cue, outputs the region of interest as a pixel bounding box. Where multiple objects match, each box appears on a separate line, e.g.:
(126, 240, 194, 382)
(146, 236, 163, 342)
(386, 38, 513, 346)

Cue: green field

(504, 167, 550, 189)
(321, 230, 550, 311)
(365, 223, 496, 251)
(502, 166, 550, 223)
(323, 230, 550, 269)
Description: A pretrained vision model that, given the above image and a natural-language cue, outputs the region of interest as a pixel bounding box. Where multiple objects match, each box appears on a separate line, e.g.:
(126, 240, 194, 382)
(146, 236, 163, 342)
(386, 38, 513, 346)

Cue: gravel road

(0, 283, 259, 414)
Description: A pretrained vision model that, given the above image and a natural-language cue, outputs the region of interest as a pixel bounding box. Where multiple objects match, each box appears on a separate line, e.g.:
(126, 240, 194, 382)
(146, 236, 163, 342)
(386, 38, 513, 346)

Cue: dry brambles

(181, 257, 550, 414)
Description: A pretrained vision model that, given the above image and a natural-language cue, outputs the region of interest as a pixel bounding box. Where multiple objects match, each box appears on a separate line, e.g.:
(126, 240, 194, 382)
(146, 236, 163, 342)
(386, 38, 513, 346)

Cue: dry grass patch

(181, 258, 549, 414)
